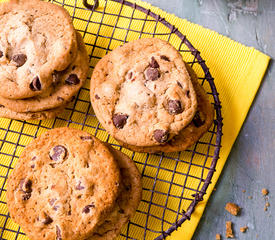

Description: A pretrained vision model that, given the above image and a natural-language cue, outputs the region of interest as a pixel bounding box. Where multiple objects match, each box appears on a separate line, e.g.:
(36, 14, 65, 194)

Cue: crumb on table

(262, 188, 269, 196)
(225, 202, 240, 216)
(248, 195, 253, 199)
(242, 189, 246, 193)
(240, 226, 248, 233)
(226, 221, 234, 238)
(215, 233, 221, 240)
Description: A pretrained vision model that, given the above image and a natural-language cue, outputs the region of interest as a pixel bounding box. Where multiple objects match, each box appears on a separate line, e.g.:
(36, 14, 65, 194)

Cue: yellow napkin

(0, 0, 270, 240)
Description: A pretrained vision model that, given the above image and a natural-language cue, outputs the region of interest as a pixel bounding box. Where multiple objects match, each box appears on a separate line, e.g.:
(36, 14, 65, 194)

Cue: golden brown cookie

(90, 38, 197, 147)
(7, 128, 121, 240)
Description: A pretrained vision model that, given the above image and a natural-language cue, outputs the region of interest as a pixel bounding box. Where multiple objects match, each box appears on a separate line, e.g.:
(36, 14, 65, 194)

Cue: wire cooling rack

(0, 0, 222, 239)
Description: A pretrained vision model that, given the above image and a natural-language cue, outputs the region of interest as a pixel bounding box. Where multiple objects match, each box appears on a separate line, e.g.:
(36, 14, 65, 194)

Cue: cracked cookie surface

(7, 128, 121, 240)
(0, 32, 89, 112)
(0, 0, 77, 99)
(90, 38, 197, 147)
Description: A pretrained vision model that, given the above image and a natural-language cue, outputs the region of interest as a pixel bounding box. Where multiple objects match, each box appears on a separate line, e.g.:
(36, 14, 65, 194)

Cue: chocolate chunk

(186, 90, 190, 97)
(12, 54, 27, 67)
(30, 164, 35, 169)
(65, 74, 80, 85)
(49, 145, 67, 162)
(149, 56, 159, 68)
(42, 215, 53, 225)
(192, 112, 205, 127)
(118, 209, 125, 214)
(153, 129, 169, 143)
(177, 81, 183, 88)
(95, 94, 100, 99)
(30, 76, 41, 91)
(20, 179, 32, 193)
(0, 104, 4, 108)
(80, 136, 93, 141)
(82, 203, 95, 214)
(113, 114, 128, 129)
(0, 51, 3, 58)
(75, 181, 85, 190)
(160, 55, 170, 61)
(56, 225, 62, 240)
(145, 67, 160, 81)
(167, 100, 183, 115)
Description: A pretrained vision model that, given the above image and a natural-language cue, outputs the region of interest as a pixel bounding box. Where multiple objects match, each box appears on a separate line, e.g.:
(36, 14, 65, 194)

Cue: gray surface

(145, 0, 275, 239)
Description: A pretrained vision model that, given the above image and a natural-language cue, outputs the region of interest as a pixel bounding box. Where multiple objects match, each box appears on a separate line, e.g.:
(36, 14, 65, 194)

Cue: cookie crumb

(225, 202, 240, 216)
(240, 226, 248, 233)
(216, 233, 221, 240)
(213, 188, 217, 191)
(242, 189, 246, 193)
(264, 206, 268, 211)
(248, 195, 253, 199)
(226, 221, 234, 238)
(262, 188, 269, 196)
(265, 202, 270, 207)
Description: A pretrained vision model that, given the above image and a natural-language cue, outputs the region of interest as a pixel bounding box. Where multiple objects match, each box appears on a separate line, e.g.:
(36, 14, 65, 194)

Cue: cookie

(0, 0, 78, 99)
(88, 145, 142, 239)
(0, 32, 89, 112)
(117, 64, 214, 153)
(7, 128, 121, 240)
(0, 104, 64, 120)
(90, 38, 197, 147)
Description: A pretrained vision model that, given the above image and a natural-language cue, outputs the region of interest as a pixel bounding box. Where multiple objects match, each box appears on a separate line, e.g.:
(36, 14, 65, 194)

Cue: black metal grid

(0, 0, 222, 239)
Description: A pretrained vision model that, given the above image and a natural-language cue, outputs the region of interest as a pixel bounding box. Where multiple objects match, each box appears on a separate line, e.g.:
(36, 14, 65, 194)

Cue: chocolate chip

(56, 225, 62, 240)
(149, 56, 159, 68)
(0, 51, 3, 58)
(192, 112, 205, 127)
(145, 67, 160, 81)
(75, 181, 85, 190)
(12, 54, 27, 67)
(118, 209, 125, 214)
(31, 164, 35, 169)
(95, 94, 100, 100)
(160, 55, 170, 61)
(0, 104, 4, 108)
(128, 71, 133, 79)
(22, 192, 31, 200)
(57, 97, 64, 101)
(65, 74, 80, 85)
(30, 76, 41, 91)
(186, 90, 190, 97)
(80, 136, 93, 141)
(42, 215, 53, 225)
(153, 129, 169, 143)
(82, 203, 95, 214)
(167, 100, 183, 115)
(113, 114, 128, 129)
(177, 81, 183, 88)
(49, 145, 67, 162)
(72, 65, 76, 70)
(20, 179, 32, 193)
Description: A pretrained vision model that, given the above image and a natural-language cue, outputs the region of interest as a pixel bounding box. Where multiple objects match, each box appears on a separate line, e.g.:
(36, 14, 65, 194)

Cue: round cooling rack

(0, 0, 222, 239)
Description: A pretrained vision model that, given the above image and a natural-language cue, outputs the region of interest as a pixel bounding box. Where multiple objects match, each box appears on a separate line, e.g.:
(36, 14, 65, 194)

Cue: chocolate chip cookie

(0, 32, 89, 112)
(0, 0, 77, 99)
(117, 64, 214, 153)
(0, 104, 64, 120)
(88, 145, 142, 240)
(7, 128, 121, 240)
(90, 38, 197, 147)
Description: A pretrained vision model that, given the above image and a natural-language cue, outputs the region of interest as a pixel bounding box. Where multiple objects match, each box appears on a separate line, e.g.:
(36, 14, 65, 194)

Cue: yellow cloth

(0, 0, 270, 240)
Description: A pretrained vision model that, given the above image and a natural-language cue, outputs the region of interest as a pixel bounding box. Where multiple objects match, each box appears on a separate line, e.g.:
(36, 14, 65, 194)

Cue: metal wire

(0, 0, 222, 239)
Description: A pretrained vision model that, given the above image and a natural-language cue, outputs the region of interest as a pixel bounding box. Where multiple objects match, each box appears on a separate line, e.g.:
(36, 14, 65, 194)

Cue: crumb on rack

(225, 202, 240, 216)
(242, 189, 246, 193)
(240, 226, 248, 233)
(262, 188, 269, 196)
(248, 195, 253, 199)
(226, 221, 234, 238)
(216, 233, 221, 240)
